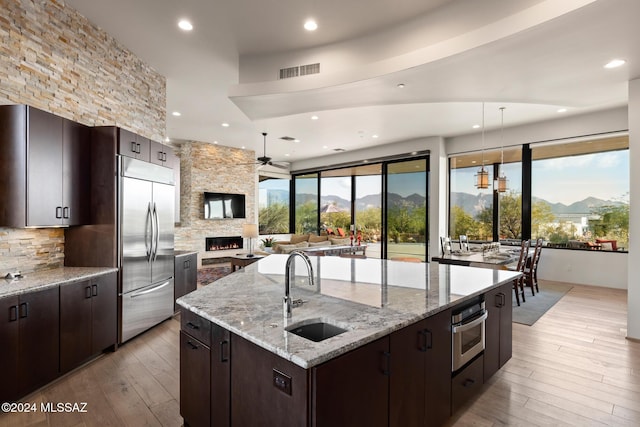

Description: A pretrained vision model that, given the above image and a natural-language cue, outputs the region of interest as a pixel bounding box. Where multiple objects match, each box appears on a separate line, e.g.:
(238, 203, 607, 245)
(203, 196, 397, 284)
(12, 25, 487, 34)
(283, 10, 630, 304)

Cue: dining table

(431, 247, 530, 270)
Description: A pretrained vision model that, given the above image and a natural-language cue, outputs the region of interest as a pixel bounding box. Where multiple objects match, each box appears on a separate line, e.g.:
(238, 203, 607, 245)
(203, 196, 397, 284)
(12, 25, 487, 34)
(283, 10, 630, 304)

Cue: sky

(452, 150, 629, 205)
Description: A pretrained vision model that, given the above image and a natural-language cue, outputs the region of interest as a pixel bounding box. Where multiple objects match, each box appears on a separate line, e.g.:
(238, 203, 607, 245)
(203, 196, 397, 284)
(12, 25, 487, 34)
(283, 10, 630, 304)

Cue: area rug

(512, 281, 573, 326)
(197, 265, 233, 287)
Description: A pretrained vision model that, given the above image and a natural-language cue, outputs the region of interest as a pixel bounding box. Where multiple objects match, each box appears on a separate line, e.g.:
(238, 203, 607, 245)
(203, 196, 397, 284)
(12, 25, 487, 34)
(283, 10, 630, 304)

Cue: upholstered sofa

(271, 234, 352, 254)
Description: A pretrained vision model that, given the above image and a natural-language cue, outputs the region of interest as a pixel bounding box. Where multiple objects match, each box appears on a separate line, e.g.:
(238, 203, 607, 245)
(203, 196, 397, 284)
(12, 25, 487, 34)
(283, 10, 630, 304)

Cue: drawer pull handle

(186, 322, 199, 330)
(463, 379, 475, 388)
(220, 340, 229, 362)
(187, 341, 198, 350)
(9, 305, 18, 322)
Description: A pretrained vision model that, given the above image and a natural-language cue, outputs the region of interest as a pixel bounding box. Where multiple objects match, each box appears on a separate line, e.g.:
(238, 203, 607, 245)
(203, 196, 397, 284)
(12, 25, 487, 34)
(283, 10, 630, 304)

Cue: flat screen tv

(204, 192, 246, 219)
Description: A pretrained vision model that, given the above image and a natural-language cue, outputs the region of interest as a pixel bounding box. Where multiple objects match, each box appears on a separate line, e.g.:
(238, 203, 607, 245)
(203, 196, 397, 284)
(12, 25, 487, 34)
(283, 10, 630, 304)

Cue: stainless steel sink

(286, 320, 347, 342)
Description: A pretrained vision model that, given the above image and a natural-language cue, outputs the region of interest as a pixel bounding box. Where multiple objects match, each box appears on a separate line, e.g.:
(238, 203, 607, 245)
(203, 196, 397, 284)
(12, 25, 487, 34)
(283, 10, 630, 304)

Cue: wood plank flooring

(1, 281, 638, 426)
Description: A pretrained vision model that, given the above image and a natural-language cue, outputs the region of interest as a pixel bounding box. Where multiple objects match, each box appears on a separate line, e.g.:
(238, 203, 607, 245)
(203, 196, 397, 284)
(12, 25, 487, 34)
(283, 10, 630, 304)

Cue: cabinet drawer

(181, 309, 211, 346)
(451, 354, 484, 414)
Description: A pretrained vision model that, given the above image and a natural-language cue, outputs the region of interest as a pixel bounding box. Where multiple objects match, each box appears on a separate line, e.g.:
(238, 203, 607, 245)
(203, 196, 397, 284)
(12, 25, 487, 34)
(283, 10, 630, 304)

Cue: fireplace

(206, 236, 243, 251)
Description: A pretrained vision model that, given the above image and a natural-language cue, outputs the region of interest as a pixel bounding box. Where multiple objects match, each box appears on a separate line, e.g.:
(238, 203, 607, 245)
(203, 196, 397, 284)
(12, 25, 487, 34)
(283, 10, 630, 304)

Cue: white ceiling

(65, 0, 639, 167)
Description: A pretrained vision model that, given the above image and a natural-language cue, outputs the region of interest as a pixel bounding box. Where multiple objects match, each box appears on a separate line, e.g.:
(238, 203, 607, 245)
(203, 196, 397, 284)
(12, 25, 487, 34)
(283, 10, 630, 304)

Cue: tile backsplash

(0, 227, 64, 274)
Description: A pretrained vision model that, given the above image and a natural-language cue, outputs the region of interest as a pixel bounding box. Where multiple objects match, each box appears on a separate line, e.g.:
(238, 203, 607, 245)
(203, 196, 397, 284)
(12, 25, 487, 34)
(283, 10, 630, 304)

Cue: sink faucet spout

(284, 251, 315, 318)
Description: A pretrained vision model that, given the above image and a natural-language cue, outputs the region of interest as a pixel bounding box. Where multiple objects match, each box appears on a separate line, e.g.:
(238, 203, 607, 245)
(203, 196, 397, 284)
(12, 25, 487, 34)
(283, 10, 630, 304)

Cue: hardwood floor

(1, 281, 638, 426)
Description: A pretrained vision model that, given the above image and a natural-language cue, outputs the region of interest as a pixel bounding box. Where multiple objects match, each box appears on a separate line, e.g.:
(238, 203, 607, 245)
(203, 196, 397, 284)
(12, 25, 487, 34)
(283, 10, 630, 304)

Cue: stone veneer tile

(0, 0, 166, 273)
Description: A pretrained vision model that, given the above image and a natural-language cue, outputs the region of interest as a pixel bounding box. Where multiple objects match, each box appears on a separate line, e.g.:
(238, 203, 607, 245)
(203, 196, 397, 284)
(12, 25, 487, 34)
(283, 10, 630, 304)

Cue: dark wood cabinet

(0, 296, 20, 403)
(451, 354, 484, 414)
(60, 271, 117, 373)
(211, 325, 231, 427)
(313, 337, 390, 427)
(118, 127, 150, 162)
(232, 334, 307, 427)
(180, 330, 211, 427)
(0, 105, 90, 227)
(150, 140, 174, 168)
(175, 252, 197, 312)
(484, 282, 513, 381)
(17, 287, 60, 398)
(390, 308, 451, 427)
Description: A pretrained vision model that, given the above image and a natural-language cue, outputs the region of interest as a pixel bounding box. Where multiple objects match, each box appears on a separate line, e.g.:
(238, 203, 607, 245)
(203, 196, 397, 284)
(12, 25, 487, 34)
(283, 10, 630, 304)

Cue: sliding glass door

(385, 159, 428, 261)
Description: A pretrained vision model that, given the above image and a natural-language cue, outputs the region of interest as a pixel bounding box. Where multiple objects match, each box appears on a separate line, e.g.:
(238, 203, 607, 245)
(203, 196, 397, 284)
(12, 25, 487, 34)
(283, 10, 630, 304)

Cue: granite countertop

(177, 255, 521, 369)
(0, 266, 118, 299)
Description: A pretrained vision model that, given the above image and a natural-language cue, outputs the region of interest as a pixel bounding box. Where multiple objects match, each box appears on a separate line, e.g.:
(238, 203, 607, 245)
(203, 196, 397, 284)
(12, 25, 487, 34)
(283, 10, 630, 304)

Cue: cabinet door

(499, 283, 513, 368)
(390, 320, 426, 427)
(27, 107, 63, 226)
(118, 128, 140, 159)
(180, 331, 211, 427)
(484, 286, 503, 381)
(186, 253, 197, 294)
(423, 308, 452, 427)
(62, 119, 90, 225)
(0, 296, 20, 402)
(313, 337, 389, 427)
(232, 334, 307, 427)
(135, 135, 151, 162)
(174, 256, 187, 313)
(211, 324, 230, 427)
(150, 141, 173, 168)
(60, 280, 93, 373)
(91, 271, 118, 353)
(18, 287, 59, 397)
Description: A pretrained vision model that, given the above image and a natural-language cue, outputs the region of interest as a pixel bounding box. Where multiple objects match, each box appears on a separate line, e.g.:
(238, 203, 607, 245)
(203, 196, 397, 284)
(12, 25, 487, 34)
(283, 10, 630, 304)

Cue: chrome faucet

(284, 251, 315, 318)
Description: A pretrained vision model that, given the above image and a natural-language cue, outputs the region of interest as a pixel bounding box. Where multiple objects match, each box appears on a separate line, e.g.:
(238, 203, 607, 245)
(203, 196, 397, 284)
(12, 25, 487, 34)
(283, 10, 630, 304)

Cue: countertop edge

(176, 274, 518, 369)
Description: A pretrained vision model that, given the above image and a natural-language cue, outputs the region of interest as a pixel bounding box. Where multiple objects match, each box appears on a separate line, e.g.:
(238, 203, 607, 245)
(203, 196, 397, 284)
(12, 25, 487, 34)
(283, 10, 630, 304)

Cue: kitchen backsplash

(0, 227, 64, 274)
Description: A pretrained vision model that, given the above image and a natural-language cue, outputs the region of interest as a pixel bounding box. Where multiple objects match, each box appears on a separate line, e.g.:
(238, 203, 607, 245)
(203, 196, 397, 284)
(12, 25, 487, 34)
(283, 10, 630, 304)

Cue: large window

(531, 136, 629, 250)
(448, 135, 628, 251)
(294, 173, 318, 234)
(258, 176, 289, 234)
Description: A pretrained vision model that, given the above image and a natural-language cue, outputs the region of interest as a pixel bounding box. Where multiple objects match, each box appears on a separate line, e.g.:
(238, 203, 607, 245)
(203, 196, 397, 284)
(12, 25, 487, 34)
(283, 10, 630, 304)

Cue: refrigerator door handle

(145, 202, 153, 261)
(130, 280, 172, 298)
(152, 202, 159, 262)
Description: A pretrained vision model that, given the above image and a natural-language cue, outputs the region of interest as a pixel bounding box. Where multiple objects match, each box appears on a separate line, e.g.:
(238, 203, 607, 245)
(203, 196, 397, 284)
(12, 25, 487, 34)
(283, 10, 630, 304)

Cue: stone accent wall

(175, 142, 257, 257)
(0, 228, 64, 274)
(0, 0, 166, 273)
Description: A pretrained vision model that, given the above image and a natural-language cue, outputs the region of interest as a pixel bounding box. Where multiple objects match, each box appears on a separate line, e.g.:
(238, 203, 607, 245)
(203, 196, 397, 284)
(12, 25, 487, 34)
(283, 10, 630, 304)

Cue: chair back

(531, 238, 543, 270)
(459, 235, 469, 251)
(440, 236, 452, 255)
(516, 239, 530, 273)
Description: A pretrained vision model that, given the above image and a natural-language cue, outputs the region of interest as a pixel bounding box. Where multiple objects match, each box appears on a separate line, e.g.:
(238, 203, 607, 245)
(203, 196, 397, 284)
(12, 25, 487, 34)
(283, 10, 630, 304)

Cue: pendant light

(496, 107, 508, 193)
(475, 102, 489, 189)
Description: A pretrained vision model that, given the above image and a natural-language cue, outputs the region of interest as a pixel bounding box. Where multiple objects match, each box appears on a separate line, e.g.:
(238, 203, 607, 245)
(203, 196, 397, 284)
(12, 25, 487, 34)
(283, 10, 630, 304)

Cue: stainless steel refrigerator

(119, 156, 175, 342)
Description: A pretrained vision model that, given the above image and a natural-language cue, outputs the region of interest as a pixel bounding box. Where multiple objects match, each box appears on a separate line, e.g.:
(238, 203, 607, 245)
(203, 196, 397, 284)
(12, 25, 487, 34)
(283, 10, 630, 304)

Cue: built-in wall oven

(452, 298, 488, 372)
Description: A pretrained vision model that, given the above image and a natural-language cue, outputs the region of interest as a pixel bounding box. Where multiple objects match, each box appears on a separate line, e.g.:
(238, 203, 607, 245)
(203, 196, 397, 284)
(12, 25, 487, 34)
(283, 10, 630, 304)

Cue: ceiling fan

(242, 132, 289, 170)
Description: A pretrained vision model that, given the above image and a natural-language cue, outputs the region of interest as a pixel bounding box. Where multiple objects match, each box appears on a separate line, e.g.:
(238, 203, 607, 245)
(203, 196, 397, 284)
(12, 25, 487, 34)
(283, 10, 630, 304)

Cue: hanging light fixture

(475, 102, 489, 189)
(496, 107, 509, 193)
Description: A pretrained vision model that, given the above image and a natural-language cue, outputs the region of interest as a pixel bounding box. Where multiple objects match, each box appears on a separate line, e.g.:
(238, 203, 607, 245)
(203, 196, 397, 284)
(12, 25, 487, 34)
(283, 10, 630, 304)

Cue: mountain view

(292, 192, 426, 211)
(450, 191, 624, 217)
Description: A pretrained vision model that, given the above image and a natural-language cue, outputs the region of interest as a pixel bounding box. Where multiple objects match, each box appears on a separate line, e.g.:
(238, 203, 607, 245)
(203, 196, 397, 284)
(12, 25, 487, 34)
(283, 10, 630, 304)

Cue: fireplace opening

(206, 236, 243, 251)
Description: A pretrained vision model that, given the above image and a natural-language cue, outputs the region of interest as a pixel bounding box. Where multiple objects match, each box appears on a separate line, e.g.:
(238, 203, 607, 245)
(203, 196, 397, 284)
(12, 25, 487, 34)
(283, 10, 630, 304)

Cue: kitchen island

(177, 255, 520, 427)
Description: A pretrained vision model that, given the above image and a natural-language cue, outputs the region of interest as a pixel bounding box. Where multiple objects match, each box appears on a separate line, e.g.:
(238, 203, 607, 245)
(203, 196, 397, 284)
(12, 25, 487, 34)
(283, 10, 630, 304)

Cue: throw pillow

(330, 238, 351, 246)
(308, 234, 328, 243)
(289, 234, 309, 244)
(308, 241, 328, 247)
(280, 241, 309, 254)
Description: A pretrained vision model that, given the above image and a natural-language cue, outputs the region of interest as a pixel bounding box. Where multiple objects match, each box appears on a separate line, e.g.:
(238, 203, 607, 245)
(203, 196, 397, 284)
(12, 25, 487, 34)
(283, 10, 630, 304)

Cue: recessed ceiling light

(304, 19, 318, 31)
(472, 124, 480, 129)
(172, 111, 181, 116)
(363, 160, 369, 163)
(557, 108, 567, 113)
(411, 151, 418, 155)
(164, 137, 170, 142)
(178, 20, 193, 31)
(221, 122, 230, 127)
(322, 145, 328, 149)
(311, 115, 319, 120)
(397, 83, 405, 89)
(294, 139, 300, 143)
(471, 160, 477, 164)
(284, 153, 290, 157)
(372, 134, 379, 139)
(604, 59, 626, 69)
(213, 141, 218, 144)
(241, 146, 245, 149)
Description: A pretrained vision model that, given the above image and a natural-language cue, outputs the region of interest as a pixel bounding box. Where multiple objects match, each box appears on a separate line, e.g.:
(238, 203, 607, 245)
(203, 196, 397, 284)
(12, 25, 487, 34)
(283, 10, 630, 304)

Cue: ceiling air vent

(279, 136, 296, 141)
(333, 148, 346, 152)
(279, 63, 320, 79)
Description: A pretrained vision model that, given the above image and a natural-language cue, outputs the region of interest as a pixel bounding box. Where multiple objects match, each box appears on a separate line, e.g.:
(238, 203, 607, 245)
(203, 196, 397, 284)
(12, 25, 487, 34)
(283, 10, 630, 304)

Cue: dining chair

(440, 236, 452, 255)
(459, 235, 469, 252)
(524, 238, 543, 294)
(512, 239, 530, 306)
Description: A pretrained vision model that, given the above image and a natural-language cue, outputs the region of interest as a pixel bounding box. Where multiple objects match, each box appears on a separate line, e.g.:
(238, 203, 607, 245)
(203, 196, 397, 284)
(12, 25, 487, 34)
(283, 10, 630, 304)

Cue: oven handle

(452, 311, 488, 333)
